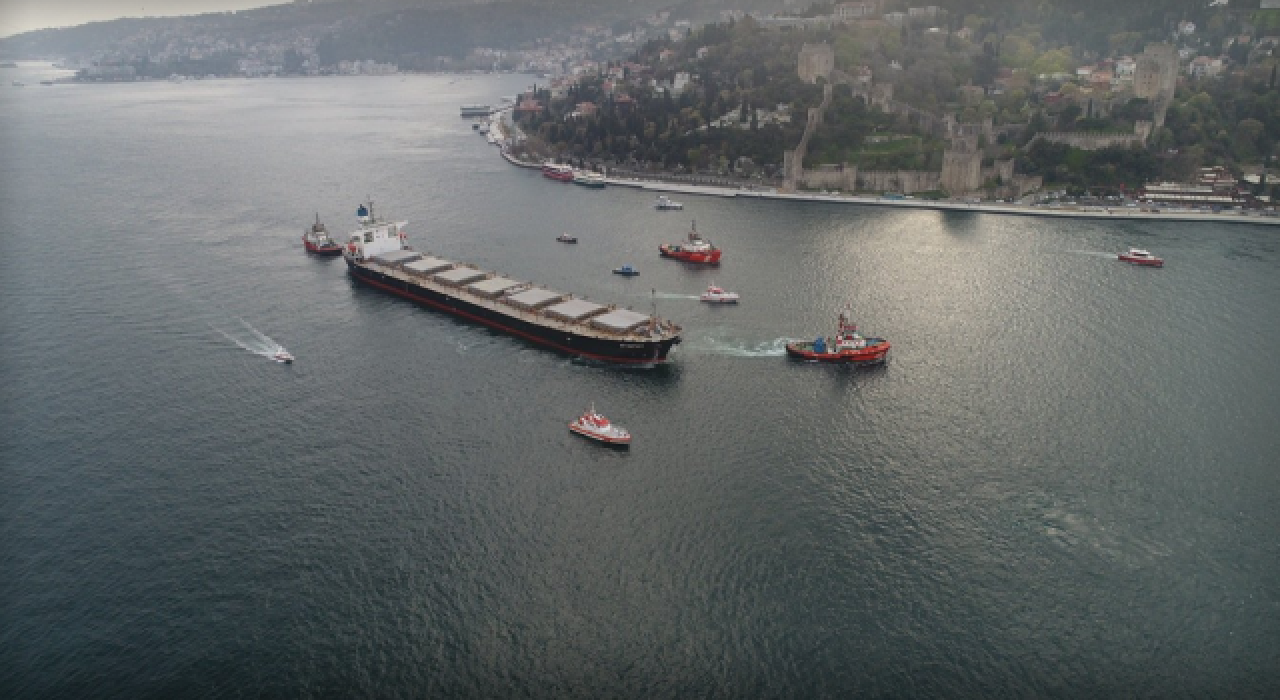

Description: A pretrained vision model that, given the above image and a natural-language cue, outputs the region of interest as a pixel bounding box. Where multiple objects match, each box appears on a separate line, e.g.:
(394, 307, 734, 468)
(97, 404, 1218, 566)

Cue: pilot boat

(1117, 248, 1163, 267)
(699, 284, 739, 303)
(786, 310, 890, 364)
(569, 404, 631, 446)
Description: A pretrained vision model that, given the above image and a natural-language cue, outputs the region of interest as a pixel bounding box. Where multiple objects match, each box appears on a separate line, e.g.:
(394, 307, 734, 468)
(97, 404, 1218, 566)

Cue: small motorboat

(700, 284, 740, 303)
(613, 264, 640, 276)
(272, 350, 295, 364)
(786, 309, 890, 364)
(569, 404, 631, 446)
(556, 233, 578, 244)
(654, 195, 684, 210)
(1118, 248, 1163, 267)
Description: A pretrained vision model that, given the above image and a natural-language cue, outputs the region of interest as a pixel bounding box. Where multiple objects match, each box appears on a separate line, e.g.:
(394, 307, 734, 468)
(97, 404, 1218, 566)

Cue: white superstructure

(345, 201, 409, 260)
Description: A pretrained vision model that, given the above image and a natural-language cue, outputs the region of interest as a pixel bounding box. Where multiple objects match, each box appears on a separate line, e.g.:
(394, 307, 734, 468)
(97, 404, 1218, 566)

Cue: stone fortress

(783, 40, 1180, 197)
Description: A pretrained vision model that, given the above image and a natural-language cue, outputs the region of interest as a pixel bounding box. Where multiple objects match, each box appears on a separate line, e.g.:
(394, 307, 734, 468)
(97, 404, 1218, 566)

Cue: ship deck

(360, 260, 679, 343)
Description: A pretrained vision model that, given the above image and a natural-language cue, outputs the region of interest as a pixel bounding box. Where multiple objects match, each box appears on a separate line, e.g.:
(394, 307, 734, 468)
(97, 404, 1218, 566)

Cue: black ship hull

(346, 260, 680, 365)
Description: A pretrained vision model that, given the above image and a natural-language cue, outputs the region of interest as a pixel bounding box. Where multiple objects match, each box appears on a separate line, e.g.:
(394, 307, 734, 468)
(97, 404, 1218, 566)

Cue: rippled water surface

(2, 74, 1279, 698)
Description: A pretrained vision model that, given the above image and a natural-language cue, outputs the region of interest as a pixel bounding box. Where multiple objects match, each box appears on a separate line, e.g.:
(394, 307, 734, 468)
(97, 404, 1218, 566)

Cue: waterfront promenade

(492, 114, 1280, 227)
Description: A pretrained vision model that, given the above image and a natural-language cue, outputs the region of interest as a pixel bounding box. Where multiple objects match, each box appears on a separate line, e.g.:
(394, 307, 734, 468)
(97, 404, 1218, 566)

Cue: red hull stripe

(353, 271, 670, 365)
(569, 425, 631, 443)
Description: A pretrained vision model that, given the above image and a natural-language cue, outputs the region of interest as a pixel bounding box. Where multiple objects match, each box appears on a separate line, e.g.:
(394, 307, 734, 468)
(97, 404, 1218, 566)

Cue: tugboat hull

(785, 341, 890, 364)
(303, 238, 344, 255)
(659, 245, 722, 264)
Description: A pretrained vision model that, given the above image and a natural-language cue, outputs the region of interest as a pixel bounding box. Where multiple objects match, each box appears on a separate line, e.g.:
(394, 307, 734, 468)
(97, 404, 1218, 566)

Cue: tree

(1234, 118, 1266, 162)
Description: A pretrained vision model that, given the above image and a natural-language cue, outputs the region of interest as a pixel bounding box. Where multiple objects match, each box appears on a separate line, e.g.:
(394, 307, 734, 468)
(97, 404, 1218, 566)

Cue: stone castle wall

(1028, 131, 1145, 151)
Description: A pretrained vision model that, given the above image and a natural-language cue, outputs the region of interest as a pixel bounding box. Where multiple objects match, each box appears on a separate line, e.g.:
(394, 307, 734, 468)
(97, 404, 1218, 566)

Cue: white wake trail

(689, 336, 790, 358)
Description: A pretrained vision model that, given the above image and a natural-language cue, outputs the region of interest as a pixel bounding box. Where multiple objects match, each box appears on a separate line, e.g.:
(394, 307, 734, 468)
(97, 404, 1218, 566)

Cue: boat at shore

(654, 195, 683, 210)
(542, 162, 574, 182)
(460, 104, 491, 118)
(660, 222, 722, 264)
(700, 284, 739, 303)
(302, 213, 342, 255)
(569, 404, 631, 446)
(786, 310, 889, 364)
(343, 201, 682, 366)
(572, 170, 606, 188)
(1118, 248, 1164, 267)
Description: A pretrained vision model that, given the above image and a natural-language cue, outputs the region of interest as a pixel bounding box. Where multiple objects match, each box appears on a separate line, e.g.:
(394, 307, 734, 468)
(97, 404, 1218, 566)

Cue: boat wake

(1065, 249, 1119, 258)
(649, 292, 701, 300)
(212, 319, 289, 360)
(688, 336, 790, 358)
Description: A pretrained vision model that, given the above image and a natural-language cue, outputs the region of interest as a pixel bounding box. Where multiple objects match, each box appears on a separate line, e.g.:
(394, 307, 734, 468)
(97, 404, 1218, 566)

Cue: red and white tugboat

(786, 310, 890, 364)
(659, 221, 722, 264)
(302, 213, 342, 255)
(1117, 248, 1163, 267)
(699, 284, 740, 304)
(569, 404, 632, 446)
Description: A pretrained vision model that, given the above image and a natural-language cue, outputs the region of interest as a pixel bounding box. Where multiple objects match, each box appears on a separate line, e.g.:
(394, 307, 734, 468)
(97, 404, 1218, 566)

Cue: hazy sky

(0, 1, 275, 38)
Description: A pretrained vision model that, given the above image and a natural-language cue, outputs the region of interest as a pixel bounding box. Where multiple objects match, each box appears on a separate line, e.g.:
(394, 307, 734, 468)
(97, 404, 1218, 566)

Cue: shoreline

(602, 178, 1280, 226)
(490, 118, 1280, 228)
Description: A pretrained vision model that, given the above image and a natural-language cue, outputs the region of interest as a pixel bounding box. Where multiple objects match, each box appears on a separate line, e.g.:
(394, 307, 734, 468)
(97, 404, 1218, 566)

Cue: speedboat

(700, 284, 740, 303)
(786, 309, 889, 364)
(556, 233, 578, 244)
(654, 195, 683, 210)
(612, 264, 640, 276)
(1118, 248, 1163, 267)
(272, 350, 295, 364)
(569, 404, 631, 446)
(659, 221, 722, 264)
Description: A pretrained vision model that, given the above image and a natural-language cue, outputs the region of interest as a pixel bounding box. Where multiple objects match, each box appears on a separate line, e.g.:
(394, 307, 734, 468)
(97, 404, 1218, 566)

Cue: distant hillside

(0, 0, 687, 62)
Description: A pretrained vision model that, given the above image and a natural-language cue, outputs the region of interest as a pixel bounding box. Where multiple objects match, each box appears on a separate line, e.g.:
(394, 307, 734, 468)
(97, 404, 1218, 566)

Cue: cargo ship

(342, 202, 683, 366)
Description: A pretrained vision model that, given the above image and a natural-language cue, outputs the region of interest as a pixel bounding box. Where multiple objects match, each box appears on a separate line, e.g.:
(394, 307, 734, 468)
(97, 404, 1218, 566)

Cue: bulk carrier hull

(346, 260, 681, 365)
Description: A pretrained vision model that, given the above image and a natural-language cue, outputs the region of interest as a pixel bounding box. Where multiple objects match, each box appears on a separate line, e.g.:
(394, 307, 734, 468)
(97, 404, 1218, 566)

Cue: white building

(1188, 55, 1224, 78)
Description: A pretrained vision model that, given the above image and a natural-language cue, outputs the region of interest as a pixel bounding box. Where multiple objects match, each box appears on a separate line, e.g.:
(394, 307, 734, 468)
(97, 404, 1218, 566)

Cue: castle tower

(797, 43, 835, 84)
(941, 136, 983, 195)
(1134, 43, 1177, 102)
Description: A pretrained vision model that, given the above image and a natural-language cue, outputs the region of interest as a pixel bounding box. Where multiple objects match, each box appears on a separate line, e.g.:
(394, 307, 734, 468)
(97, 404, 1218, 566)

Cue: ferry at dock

(542, 162, 574, 182)
(572, 171, 606, 188)
(342, 201, 682, 366)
